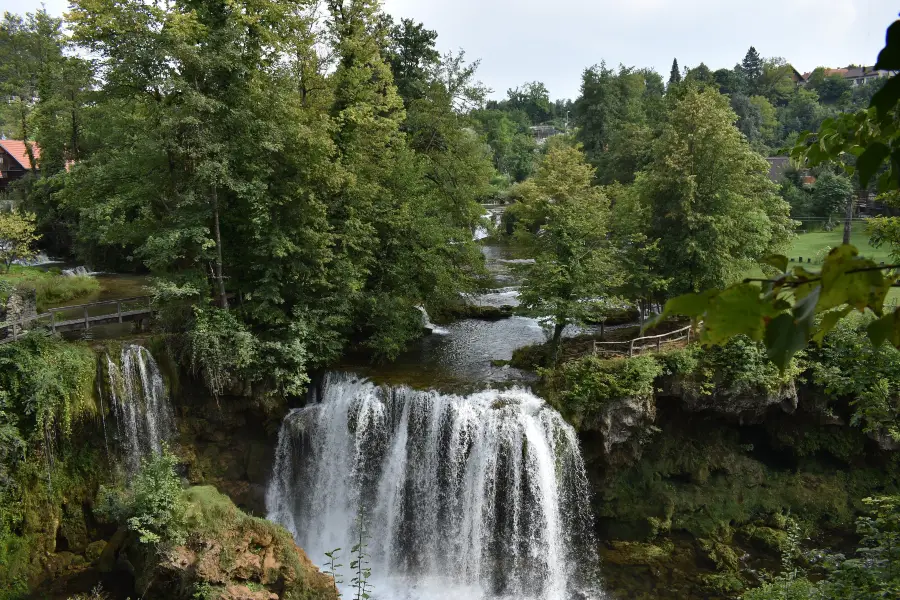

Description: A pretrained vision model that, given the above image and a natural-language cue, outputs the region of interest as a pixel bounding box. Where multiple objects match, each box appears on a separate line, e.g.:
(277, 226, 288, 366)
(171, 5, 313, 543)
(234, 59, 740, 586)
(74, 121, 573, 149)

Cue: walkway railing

(0, 296, 154, 344)
(592, 325, 692, 358)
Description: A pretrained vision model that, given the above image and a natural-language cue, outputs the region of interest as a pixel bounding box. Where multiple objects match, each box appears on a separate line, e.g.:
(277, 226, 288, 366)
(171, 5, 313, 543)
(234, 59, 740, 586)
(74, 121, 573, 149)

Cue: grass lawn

(0, 265, 101, 312)
(776, 223, 899, 304)
(787, 223, 892, 267)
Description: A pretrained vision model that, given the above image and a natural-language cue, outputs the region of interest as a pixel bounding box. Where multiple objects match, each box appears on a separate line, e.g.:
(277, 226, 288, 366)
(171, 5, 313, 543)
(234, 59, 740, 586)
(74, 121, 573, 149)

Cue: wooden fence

(0, 296, 154, 344)
(592, 325, 692, 358)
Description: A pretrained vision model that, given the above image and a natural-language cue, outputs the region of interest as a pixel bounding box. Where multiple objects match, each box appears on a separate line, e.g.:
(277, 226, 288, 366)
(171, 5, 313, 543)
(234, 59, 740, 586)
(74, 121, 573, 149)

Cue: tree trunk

(552, 321, 565, 364)
(842, 191, 856, 245)
(211, 187, 228, 309)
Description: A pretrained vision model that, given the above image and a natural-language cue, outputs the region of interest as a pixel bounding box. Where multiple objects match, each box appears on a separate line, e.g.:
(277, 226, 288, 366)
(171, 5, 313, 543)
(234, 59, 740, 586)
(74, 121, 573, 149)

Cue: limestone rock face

(147, 486, 337, 600)
(669, 378, 799, 424)
(585, 392, 657, 463)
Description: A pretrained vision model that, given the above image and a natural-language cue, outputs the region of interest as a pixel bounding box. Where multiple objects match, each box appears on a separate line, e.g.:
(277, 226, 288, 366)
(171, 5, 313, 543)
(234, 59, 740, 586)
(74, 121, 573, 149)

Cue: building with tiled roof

(0, 140, 40, 191)
(800, 66, 890, 87)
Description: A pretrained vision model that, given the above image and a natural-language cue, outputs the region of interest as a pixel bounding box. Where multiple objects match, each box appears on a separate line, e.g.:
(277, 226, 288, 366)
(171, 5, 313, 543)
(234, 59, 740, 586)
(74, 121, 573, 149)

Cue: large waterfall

(266, 372, 600, 600)
(106, 345, 176, 471)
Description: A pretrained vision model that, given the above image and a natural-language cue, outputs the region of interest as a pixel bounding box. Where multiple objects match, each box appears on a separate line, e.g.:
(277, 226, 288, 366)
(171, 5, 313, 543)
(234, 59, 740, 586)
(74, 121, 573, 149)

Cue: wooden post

(84, 306, 90, 330)
(51, 310, 56, 333)
(117, 301, 123, 323)
(629, 340, 634, 358)
(657, 338, 661, 352)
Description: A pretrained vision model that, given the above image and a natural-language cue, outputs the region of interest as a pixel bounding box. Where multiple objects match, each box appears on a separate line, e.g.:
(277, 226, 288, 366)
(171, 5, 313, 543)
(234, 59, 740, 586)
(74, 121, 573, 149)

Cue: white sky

(4, 0, 897, 100)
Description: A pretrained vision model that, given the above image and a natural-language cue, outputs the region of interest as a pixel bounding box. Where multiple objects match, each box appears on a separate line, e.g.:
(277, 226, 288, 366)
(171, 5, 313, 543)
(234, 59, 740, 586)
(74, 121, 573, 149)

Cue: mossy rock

(740, 525, 788, 554)
(144, 486, 337, 600)
(601, 540, 675, 566)
(85, 540, 107, 563)
(697, 573, 744, 595)
(698, 538, 740, 572)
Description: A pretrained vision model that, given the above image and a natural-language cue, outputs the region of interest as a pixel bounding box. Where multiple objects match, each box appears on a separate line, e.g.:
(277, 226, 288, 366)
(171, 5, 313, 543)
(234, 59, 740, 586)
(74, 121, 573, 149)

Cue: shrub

(545, 354, 663, 428)
(0, 334, 96, 446)
(127, 449, 186, 547)
(185, 306, 257, 397)
(807, 315, 900, 443)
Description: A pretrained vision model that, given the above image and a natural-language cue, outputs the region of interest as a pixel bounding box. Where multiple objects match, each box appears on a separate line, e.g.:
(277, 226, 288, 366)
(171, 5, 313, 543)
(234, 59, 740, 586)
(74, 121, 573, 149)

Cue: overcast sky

(3, 0, 897, 99)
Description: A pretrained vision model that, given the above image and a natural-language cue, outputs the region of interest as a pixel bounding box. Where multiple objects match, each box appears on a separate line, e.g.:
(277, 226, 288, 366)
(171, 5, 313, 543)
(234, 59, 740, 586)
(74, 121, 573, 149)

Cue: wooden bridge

(0, 296, 154, 344)
(592, 325, 692, 358)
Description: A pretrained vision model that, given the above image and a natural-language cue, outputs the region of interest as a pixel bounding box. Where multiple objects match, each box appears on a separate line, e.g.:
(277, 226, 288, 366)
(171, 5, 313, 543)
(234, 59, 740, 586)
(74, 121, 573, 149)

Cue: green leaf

(817, 245, 891, 314)
(702, 283, 776, 344)
(857, 142, 891, 188)
(761, 254, 789, 273)
(867, 308, 900, 348)
(875, 21, 900, 71)
(647, 289, 717, 331)
(765, 313, 809, 372)
(871, 76, 900, 122)
(812, 307, 853, 345)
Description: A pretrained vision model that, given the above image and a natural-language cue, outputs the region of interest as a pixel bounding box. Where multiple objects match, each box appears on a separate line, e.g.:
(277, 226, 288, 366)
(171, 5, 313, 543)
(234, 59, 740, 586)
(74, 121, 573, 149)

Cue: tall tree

(506, 81, 552, 124)
(635, 86, 794, 295)
(513, 139, 620, 354)
(741, 46, 764, 91)
(669, 58, 682, 87)
(575, 64, 664, 183)
(384, 17, 440, 105)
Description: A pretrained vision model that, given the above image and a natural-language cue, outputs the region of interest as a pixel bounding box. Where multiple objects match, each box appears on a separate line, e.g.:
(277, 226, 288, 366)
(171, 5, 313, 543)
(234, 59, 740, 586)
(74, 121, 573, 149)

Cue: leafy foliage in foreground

(651, 244, 899, 371)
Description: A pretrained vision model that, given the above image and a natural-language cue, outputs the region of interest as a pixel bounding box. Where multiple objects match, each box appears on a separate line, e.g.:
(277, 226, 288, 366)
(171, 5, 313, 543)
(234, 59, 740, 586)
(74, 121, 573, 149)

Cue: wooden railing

(592, 325, 692, 358)
(0, 296, 154, 344)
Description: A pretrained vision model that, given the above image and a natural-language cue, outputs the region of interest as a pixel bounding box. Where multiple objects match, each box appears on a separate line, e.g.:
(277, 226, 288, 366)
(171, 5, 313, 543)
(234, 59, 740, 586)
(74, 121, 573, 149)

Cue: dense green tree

(731, 93, 764, 143)
(608, 182, 670, 320)
(810, 170, 854, 219)
(750, 95, 779, 147)
(384, 17, 440, 105)
(741, 46, 764, 91)
(805, 67, 852, 106)
(714, 66, 747, 96)
(685, 63, 715, 86)
(471, 108, 536, 181)
(0, 10, 65, 144)
(513, 139, 620, 353)
(506, 81, 553, 124)
(61, 0, 343, 391)
(669, 58, 681, 87)
(756, 58, 798, 106)
(778, 88, 827, 140)
(575, 63, 664, 183)
(635, 86, 794, 295)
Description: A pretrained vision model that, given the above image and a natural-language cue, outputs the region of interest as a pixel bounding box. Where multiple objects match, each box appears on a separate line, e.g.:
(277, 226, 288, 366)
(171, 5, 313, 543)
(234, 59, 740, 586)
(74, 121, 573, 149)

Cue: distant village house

(0, 140, 40, 192)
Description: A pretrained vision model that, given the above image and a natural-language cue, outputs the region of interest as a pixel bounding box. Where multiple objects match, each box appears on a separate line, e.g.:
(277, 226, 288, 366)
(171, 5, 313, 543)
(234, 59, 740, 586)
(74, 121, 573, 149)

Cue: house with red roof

(0, 140, 40, 192)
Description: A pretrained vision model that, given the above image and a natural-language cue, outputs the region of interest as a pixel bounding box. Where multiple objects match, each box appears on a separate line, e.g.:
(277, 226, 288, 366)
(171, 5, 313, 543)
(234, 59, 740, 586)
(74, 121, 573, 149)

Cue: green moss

(592, 421, 900, 541)
(740, 525, 788, 554)
(699, 538, 740, 572)
(697, 573, 744, 595)
(602, 540, 676, 565)
(181, 486, 336, 600)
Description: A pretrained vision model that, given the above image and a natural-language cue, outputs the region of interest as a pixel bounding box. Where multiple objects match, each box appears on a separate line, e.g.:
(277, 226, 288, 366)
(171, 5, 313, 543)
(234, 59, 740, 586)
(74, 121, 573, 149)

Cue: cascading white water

(106, 345, 175, 471)
(267, 372, 601, 600)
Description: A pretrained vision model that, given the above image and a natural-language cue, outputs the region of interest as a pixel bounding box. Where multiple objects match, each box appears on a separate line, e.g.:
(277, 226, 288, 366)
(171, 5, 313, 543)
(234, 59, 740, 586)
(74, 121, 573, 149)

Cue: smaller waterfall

(106, 345, 175, 471)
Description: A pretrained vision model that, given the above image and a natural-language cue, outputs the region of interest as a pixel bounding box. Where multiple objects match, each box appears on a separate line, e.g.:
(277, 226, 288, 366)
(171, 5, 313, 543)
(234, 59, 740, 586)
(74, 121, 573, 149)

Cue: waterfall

(106, 345, 176, 471)
(266, 372, 600, 600)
